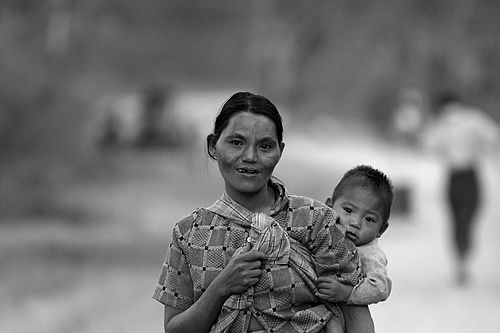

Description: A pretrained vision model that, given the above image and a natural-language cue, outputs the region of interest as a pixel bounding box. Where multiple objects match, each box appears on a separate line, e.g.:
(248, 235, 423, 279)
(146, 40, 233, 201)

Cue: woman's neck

(227, 186, 276, 214)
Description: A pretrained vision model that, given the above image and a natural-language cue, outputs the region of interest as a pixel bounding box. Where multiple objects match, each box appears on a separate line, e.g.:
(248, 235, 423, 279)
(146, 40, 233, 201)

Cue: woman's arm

(339, 304, 375, 333)
(163, 246, 267, 333)
(163, 283, 227, 333)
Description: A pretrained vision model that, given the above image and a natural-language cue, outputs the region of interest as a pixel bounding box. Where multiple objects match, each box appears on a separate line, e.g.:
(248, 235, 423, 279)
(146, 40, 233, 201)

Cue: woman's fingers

(248, 277, 260, 286)
(219, 248, 268, 294)
(242, 250, 267, 261)
(241, 241, 252, 253)
(232, 250, 266, 270)
(227, 253, 264, 273)
(247, 268, 263, 278)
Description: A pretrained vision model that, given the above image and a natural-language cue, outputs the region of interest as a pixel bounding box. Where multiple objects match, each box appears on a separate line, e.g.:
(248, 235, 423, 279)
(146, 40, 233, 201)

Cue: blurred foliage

(2, 0, 500, 217)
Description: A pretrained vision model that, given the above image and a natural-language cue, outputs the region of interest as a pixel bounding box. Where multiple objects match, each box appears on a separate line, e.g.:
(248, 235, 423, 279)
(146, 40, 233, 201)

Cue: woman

(153, 92, 371, 332)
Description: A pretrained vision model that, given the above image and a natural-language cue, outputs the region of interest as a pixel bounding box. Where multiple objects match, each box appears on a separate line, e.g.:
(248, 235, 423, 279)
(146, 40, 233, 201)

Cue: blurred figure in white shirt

(421, 92, 500, 285)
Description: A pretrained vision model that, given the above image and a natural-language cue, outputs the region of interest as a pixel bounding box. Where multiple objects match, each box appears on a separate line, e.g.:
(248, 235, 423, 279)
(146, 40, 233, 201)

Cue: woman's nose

(241, 145, 257, 162)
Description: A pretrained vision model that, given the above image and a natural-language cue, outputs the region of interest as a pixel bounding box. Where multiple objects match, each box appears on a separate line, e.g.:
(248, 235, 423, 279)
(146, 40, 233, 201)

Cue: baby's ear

(325, 197, 333, 208)
(377, 223, 389, 237)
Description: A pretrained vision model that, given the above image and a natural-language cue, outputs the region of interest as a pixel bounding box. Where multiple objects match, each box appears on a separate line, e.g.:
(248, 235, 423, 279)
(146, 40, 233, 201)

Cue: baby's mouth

(346, 231, 357, 241)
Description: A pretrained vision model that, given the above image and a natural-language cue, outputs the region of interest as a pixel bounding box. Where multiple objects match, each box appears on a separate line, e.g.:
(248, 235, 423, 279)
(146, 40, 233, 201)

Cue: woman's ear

(279, 141, 285, 154)
(207, 134, 217, 159)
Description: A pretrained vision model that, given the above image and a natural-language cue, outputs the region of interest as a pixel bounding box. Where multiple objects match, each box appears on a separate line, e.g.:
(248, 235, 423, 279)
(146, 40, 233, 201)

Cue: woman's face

(210, 112, 284, 203)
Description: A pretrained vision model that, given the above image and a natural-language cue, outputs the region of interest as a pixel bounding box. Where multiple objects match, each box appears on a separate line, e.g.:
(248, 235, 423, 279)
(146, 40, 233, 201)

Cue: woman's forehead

(223, 112, 278, 138)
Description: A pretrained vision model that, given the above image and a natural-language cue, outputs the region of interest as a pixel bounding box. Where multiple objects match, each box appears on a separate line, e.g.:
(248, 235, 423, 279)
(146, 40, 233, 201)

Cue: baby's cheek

(337, 217, 348, 229)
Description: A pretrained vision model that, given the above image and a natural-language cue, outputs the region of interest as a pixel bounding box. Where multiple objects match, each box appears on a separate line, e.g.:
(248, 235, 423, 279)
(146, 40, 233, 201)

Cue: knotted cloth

(223, 213, 318, 311)
(206, 191, 359, 333)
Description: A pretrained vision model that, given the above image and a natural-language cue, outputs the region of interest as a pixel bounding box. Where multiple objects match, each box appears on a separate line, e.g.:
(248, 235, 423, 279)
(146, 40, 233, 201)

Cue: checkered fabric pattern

(223, 213, 290, 312)
(250, 213, 291, 265)
(153, 182, 361, 333)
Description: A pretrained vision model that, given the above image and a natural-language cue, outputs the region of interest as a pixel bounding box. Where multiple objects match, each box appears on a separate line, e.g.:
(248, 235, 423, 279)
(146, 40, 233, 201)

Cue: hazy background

(1, 1, 500, 332)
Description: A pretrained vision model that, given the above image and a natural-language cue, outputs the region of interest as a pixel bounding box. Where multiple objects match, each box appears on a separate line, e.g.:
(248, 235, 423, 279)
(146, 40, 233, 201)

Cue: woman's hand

(213, 243, 267, 299)
(164, 244, 267, 333)
(315, 276, 354, 303)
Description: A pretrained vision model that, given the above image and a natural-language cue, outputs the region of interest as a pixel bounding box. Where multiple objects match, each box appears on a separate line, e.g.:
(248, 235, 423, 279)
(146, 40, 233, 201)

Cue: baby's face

(331, 186, 385, 246)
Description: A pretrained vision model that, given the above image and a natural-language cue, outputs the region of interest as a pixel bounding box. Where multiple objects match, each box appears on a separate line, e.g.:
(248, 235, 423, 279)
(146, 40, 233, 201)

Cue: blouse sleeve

(152, 216, 195, 310)
(308, 206, 362, 286)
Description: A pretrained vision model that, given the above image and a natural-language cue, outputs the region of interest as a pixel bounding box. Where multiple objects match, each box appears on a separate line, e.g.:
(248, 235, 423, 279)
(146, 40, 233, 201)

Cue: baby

(320, 165, 393, 332)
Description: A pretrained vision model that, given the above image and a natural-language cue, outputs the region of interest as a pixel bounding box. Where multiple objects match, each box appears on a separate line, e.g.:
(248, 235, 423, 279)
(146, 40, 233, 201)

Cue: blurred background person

(391, 88, 429, 148)
(421, 92, 500, 285)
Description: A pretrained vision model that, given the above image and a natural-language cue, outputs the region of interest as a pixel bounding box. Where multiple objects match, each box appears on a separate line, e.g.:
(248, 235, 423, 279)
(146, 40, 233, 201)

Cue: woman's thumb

(242, 240, 252, 253)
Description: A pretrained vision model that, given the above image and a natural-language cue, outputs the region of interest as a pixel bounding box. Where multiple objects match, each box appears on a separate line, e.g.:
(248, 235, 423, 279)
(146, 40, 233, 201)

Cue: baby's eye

(365, 216, 377, 223)
(343, 207, 352, 213)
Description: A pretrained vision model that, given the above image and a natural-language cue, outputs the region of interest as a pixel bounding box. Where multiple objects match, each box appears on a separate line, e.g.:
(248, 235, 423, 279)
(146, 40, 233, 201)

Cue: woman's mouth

(237, 168, 259, 175)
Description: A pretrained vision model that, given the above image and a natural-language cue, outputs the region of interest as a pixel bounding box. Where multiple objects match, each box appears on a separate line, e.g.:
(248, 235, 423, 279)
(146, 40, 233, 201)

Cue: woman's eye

(230, 140, 242, 146)
(260, 144, 272, 150)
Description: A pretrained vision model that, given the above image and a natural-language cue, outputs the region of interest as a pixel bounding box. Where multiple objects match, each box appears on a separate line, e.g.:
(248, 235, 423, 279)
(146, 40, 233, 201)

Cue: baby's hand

(315, 276, 353, 303)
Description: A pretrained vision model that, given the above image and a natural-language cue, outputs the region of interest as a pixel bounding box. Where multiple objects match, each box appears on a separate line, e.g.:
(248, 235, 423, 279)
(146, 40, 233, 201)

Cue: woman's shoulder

(274, 181, 328, 211)
(287, 194, 331, 211)
(285, 194, 339, 227)
(175, 208, 218, 233)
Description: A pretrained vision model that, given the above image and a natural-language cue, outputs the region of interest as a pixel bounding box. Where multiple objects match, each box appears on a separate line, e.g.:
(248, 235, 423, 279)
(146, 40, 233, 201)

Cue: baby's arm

(315, 276, 353, 303)
(316, 246, 391, 305)
(348, 247, 391, 305)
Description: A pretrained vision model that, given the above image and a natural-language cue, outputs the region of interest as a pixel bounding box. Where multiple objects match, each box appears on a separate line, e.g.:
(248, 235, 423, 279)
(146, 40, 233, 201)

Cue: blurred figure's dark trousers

(447, 167, 480, 260)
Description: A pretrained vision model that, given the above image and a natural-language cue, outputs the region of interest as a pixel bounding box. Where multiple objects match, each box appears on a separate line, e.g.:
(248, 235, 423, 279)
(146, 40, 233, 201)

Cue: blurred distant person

(137, 84, 171, 147)
(321, 165, 393, 333)
(152, 92, 372, 333)
(392, 88, 428, 147)
(93, 93, 142, 148)
(421, 92, 500, 285)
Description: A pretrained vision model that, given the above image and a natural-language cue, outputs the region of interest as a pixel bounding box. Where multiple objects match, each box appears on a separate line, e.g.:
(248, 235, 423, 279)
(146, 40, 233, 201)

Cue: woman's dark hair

(207, 91, 283, 159)
(332, 165, 394, 233)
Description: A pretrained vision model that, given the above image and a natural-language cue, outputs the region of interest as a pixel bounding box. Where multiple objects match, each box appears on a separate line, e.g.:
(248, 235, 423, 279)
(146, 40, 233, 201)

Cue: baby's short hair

(332, 165, 394, 233)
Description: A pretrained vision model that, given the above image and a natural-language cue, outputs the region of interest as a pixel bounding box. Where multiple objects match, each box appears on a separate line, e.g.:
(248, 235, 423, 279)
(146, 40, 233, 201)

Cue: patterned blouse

(153, 182, 361, 333)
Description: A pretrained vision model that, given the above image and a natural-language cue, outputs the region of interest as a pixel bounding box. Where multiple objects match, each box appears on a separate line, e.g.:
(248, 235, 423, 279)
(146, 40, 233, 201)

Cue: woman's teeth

(237, 168, 258, 174)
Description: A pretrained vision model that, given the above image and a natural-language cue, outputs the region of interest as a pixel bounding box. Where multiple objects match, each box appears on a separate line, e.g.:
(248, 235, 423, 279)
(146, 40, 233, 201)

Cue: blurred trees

(1, 0, 500, 159)
(246, 0, 500, 129)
